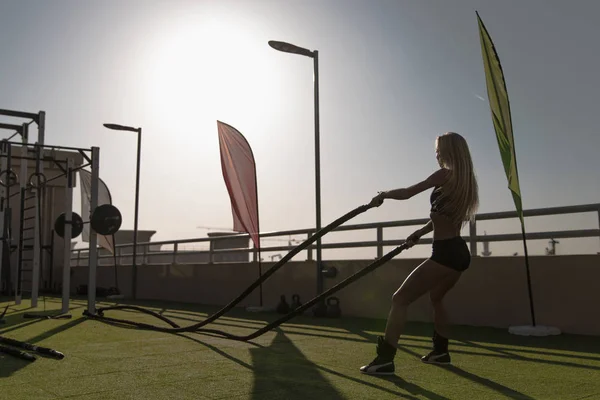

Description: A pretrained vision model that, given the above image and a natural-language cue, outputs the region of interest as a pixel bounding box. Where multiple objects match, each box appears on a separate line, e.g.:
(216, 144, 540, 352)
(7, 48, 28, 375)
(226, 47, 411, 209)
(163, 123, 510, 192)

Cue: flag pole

(112, 233, 119, 293)
(255, 176, 263, 307)
(477, 11, 560, 335)
(520, 224, 535, 326)
(258, 251, 263, 307)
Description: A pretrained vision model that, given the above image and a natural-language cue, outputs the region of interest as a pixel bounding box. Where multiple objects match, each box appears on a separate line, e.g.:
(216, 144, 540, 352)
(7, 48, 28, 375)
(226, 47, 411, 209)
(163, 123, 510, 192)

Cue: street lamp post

(268, 40, 323, 299)
(103, 123, 142, 299)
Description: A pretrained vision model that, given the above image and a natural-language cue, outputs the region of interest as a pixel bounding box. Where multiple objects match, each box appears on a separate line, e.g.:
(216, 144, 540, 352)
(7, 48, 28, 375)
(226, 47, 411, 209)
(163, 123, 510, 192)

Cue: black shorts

(430, 237, 471, 272)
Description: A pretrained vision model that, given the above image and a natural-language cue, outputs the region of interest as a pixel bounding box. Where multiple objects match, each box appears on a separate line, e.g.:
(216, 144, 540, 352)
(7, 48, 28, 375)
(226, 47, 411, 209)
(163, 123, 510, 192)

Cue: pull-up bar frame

(0, 108, 99, 312)
(0, 140, 92, 154)
(0, 109, 41, 122)
(0, 109, 45, 145)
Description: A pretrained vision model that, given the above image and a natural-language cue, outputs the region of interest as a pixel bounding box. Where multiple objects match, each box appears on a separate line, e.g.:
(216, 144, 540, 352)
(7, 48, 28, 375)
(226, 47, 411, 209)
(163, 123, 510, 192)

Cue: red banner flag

(217, 121, 260, 250)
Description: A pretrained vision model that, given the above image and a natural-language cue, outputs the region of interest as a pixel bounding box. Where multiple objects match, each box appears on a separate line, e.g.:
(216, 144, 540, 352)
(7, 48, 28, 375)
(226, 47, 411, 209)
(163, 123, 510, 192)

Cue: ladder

(15, 143, 44, 307)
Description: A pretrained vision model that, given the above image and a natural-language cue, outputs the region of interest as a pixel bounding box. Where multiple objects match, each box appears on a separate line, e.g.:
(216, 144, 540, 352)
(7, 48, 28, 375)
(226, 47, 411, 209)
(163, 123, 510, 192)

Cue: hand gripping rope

(83, 201, 410, 341)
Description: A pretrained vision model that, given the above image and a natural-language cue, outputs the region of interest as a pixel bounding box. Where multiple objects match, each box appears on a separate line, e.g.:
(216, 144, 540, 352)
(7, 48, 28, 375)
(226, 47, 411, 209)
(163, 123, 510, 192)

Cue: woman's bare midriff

(430, 212, 461, 240)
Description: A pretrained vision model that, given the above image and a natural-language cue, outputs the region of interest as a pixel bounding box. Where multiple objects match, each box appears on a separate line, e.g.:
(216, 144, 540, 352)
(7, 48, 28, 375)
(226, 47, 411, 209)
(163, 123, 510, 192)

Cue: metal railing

(70, 202, 600, 267)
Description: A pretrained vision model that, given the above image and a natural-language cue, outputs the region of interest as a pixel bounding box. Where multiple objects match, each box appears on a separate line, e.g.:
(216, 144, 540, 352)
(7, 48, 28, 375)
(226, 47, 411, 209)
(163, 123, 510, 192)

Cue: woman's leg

(360, 258, 458, 375)
(431, 273, 461, 337)
(383, 259, 459, 347)
(421, 273, 461, 364)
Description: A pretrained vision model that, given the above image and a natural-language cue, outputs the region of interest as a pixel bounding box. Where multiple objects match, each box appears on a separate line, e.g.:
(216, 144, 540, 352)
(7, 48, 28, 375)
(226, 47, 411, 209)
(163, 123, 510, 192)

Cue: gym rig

(0, 108, 121, 361)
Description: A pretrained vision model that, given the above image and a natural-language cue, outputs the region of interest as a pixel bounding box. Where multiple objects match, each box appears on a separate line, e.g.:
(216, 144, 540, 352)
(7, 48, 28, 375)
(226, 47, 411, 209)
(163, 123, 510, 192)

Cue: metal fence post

(597, 208, 600, 253)
(469, 219, 477, 256)
(376, 227, 383, 259)
(172, 243, 178, 265)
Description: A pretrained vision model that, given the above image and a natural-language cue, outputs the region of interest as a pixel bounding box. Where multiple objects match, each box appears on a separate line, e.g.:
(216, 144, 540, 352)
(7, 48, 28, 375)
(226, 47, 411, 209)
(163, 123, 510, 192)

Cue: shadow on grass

(399, 342, 535, 400)
(0, 305, 84, 335)
(250, 329, 408, 400)
(349, 328, 536, 399)
(54, 297, 600, 369)
(456, 339, 600, 370)
(176, 333, 256, 370)
(449, 324, 600, 354)
(95, 297, 594, 343)
(0, 318, 43, 335)
(0, 351, 33, 378)
(369, 374, 453, 400)
(21, 316, 86, 345)
(171, 330, 426, 399)
(315, 364, 423, 400)
(0, 305, 86, 378)
(249, 329, 346, 399)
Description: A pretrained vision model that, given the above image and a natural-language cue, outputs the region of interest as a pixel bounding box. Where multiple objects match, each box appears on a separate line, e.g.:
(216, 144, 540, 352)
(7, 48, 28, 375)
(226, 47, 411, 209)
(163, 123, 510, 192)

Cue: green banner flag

(476, 11, 524, 226)
(476, 11, 537, 327)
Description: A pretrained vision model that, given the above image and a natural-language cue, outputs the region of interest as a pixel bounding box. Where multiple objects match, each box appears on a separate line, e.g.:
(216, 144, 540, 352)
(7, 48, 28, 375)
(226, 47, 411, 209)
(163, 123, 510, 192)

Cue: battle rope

(86, 242, 410, 340)
(0, 305, 7, 322)
(0, 336, 64, 359)
(0, 344, 37, 362)
(85, 202, 376, 332)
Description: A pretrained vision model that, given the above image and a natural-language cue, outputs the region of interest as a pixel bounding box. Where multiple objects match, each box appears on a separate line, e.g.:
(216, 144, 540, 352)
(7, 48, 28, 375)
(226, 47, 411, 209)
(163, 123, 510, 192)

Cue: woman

(360, 132, 479, 375)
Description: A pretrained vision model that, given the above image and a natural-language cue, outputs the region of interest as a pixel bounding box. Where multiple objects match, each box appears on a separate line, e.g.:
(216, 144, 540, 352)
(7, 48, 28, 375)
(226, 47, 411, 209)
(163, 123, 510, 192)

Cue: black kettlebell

(312, 301, 328, 318)
(276, 295, 290, 314)
(291, 294, 302, 310)
(326, 296, 341, 318)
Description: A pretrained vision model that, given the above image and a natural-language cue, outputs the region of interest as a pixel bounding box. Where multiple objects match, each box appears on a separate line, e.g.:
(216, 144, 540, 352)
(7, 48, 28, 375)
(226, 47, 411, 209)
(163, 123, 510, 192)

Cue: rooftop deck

(1, 297, 599, 399)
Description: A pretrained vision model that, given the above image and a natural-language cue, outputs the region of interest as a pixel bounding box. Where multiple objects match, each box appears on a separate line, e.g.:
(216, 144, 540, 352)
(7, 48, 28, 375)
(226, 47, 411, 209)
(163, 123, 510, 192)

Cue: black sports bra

(430, 186, 449, 214)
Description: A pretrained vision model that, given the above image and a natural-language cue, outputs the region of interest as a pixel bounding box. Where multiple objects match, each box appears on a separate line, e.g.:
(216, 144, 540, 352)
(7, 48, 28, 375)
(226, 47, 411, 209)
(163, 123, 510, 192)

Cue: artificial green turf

(1, 296, 599, 399)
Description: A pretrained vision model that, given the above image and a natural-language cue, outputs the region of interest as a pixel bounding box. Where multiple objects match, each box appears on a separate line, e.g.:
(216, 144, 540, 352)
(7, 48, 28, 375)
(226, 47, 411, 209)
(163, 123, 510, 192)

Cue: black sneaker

(421, 350, 451, 365)
(360, 336, 397, 375)
(360, 355, 395, 375)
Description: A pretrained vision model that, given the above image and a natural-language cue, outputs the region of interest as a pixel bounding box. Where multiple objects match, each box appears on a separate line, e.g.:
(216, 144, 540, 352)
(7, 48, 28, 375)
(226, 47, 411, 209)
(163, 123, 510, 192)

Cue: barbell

(54, 204, 122, 239)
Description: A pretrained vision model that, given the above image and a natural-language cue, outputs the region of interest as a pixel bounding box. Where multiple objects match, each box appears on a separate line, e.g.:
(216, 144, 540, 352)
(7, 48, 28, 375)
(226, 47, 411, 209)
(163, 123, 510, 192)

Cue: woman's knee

(392, 288, 413, 306)
(429, 291, 444, 306)
(429, 272, 461, 305)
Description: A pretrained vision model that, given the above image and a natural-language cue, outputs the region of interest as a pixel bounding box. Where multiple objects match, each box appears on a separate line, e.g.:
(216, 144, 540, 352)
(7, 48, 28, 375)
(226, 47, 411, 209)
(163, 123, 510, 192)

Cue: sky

(0, 0, 598, 260)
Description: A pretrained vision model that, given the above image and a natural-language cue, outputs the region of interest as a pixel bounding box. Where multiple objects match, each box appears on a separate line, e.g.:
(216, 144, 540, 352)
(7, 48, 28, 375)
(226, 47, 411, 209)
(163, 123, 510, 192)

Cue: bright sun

(139, 13, 279, 128)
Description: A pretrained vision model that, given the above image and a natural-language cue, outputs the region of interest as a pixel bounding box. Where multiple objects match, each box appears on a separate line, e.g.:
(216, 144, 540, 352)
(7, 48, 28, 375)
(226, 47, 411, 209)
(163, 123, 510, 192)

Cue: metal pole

(469, 219, 477, 256)
(15, 124, 28, 305)
(313, 51, 323, 298)
(36, 111, 47, 291)
(3, 144, 12, 295)
(61, 159, 73, 314)
(520, 223, 536, 326)
(31, 145, 42, 307)
(38, 111, 45, 145)
(597, 208, 600, 253)
(49, 186, 55, 288)
(0, 109, 39, 120)
(132, 128, 141, 299)
(87, 147, 100, 314)
(0, 141, 6, 293)
(16, 186, 25, 305)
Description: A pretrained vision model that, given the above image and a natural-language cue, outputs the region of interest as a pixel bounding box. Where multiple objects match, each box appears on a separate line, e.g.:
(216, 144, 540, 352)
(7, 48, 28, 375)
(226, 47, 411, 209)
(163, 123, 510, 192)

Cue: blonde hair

(434, 132, 479, 227)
